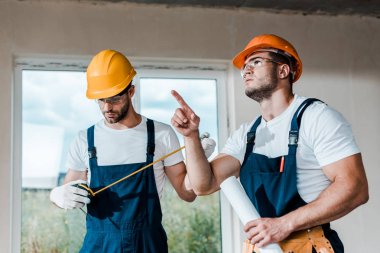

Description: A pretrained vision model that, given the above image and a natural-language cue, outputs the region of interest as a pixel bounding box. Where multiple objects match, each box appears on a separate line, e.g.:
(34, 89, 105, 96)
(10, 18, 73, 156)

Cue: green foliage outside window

(21, 183, 221, 253)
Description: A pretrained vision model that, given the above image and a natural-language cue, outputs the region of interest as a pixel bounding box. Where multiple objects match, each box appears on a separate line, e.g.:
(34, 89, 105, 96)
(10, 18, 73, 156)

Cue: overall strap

(288, 98, 322, 155)
(87, 125, 98, 167)
(242, 116, 262, 167)
(146, 119, 155, 164)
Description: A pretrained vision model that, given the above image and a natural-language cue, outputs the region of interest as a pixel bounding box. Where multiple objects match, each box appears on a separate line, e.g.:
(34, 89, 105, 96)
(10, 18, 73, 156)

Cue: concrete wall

(1, 0, 379, 252)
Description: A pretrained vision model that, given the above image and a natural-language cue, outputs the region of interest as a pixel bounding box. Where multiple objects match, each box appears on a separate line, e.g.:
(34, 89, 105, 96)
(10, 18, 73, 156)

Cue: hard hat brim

(232, 45, 302, 82)
(232, 44, 274, 69)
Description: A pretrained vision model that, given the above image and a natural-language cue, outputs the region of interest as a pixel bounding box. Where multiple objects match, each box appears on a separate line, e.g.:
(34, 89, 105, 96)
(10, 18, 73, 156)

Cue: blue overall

(80, 119, 168, 253)
(240, 99, 344, 253)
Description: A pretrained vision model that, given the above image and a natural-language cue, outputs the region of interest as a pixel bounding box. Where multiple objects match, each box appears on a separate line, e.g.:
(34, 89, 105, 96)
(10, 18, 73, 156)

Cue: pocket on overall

(254, 171, 284, 217)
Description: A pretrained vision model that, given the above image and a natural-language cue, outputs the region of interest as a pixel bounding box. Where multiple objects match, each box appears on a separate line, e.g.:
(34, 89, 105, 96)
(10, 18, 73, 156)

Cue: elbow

(193, 188, 205, 196)
(180, 193, 197, 202)
(187, 195, 197, 202)
(362, 194, 369, 205)
(359, 180, 369, 205)
(358, 188, 369, 206)
(192, 186, 214, 196)
(353, 184, 369, 208)
(185, 176, 216, 196)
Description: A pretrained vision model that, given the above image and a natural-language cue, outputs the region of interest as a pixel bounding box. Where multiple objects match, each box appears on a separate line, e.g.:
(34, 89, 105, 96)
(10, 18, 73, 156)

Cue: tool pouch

(280, 226, 334, 253)
(242, 239, 256, 253)
(241, 226, 334, 253)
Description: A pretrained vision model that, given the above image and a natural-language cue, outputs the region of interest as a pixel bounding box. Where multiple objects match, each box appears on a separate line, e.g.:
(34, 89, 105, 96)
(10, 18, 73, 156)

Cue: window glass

(21, 71, 222, 253)
(140, 78, 221, 253)
(22, 70, 100, 252)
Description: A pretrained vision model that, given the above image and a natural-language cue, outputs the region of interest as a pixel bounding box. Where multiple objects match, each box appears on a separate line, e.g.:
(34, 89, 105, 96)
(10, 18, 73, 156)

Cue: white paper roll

(220, 176, 283, 253)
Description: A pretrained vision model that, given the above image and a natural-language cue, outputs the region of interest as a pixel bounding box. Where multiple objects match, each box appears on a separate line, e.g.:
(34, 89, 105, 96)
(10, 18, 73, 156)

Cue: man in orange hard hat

(171, 34, 368, 252)
(49, 49, 215, 253)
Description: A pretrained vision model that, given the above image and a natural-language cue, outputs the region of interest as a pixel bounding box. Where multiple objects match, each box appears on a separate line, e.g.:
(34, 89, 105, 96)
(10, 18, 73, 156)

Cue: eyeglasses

(96, 94, 125, 106)
(241, 57, 284, 78)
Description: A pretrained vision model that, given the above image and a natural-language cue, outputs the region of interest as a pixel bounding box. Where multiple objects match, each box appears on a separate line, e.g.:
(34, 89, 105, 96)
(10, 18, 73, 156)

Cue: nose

(103, 101, 113, 111)
(242, 67, 254, 79)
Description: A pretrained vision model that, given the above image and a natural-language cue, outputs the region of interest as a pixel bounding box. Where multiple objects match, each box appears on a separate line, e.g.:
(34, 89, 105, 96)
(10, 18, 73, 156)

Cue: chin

(105, 118, 117, 124)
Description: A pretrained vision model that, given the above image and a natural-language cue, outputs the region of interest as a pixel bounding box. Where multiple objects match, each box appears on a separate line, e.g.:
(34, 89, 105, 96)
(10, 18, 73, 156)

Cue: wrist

(279, 214, 296, 235)
(184, 130, 200, 140)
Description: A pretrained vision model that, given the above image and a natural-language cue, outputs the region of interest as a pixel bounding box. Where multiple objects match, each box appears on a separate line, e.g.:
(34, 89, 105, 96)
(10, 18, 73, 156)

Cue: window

(140, 78, 220, 252)
(134, 61, 230, 252)
(13, 57, 239, 253)
(20, 69, 101, 252)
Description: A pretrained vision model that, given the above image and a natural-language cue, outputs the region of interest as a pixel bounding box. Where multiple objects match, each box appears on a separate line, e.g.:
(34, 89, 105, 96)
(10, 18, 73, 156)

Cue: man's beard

(102, 100, 130, 124)
(245, 69, 278, 103)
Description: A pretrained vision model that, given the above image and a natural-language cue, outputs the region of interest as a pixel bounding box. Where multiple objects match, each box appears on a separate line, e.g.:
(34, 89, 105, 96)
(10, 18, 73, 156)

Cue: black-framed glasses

(241, 57, 284, 77)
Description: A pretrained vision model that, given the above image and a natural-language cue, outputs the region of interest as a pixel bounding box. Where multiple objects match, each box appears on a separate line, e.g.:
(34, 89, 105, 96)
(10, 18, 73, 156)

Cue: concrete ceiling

(95, 0, 380, 17)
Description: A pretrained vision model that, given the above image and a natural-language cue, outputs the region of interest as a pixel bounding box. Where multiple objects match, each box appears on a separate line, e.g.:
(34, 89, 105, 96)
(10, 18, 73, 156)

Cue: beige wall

(1, 0, 379, 252)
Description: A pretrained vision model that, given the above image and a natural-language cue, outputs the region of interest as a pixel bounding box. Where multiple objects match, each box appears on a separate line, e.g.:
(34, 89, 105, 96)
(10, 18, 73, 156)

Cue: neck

(104, 107, 142, 130)
(259, 88, 294, 122)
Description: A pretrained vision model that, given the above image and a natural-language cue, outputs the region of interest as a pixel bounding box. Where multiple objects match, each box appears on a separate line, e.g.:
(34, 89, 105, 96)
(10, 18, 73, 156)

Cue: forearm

(184, 132, 217, 195)
(282, 178, 368, 232)
(170, 90, 238, 195)
(63, 169, 87, 184)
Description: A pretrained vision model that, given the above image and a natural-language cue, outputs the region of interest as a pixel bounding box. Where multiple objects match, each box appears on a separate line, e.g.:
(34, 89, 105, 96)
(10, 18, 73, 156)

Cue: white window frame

(132, 57, 241, 253)
(12, 56, 243, 253)
(12, 56, 89, 253)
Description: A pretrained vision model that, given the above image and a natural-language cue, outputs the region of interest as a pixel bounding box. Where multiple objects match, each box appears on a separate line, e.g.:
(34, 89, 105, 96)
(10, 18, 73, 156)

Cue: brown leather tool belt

(242, 226, 334, 253)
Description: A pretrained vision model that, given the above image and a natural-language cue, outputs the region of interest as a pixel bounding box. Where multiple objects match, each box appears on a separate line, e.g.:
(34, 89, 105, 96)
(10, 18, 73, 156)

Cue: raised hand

(171, 90, 200, 137)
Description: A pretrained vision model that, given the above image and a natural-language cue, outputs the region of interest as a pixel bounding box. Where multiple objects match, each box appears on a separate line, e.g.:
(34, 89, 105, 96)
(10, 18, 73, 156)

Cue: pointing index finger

(171, 90, 192, 111)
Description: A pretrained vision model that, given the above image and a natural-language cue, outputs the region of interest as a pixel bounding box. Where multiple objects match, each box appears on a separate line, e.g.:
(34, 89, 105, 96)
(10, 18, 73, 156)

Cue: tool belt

(242, 226, 334, 253)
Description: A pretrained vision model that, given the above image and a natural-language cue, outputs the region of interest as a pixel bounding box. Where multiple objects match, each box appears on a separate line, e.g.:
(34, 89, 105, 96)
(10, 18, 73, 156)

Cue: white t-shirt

(66, 116, 184, 199)
(222, 95, 360, 203)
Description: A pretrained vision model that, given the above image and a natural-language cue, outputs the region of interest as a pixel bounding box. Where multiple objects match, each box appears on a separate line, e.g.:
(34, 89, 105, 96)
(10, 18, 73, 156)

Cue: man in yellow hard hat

(171, 34, 369, 253)
(49, 49, 215, 253)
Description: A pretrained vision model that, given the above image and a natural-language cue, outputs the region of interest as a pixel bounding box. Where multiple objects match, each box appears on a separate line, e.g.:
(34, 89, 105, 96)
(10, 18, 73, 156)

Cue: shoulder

(236, 118, 260, 135)
(151, 118, 174, 132)
(294, 96, 354, 141)
(142, 116, 179, 143)
(291, 95, 343, 124)
(143, 117, 176, 136)
(74, 127, 92, 144)
(224, 118, 259, 148)
(299, 98, 356, 146)
(302, 99, 347, 126)
(73, 120, 106, 145)
(143, 117, 184, 163)
(221, 119, 258, 164)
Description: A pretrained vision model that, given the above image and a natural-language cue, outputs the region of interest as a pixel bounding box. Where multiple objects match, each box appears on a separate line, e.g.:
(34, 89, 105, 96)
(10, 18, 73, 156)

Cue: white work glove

(201, 135, 216, 159)
(50, 179, 91, 209)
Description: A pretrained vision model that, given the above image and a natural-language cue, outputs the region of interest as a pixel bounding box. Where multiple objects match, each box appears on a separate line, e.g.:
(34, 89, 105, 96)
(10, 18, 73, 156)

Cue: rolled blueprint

(220, 176, 283, 253)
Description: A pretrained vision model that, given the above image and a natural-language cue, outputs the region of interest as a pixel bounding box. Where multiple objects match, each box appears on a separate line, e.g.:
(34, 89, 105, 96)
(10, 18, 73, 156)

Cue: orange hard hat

(232, 34, 302, 82)
(86, 49, 136, 99)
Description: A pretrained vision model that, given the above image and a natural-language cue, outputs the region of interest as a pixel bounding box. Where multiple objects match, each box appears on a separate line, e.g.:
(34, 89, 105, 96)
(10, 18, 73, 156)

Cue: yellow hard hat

(232, 34, 302, 82)
(86, 49, 136, 99)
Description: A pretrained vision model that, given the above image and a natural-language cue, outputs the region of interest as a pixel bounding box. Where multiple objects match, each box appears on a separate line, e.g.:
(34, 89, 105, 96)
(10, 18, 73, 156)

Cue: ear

(128, 85, 135, 97)
(278, 64, 291, 80)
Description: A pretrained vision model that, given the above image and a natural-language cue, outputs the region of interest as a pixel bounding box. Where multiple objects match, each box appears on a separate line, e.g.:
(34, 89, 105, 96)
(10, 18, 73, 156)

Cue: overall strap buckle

(288, 130, 299, 146)
(88, 147, 97, 159)
(247, 132, 256, 144)
(147, 145, 155, 155)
